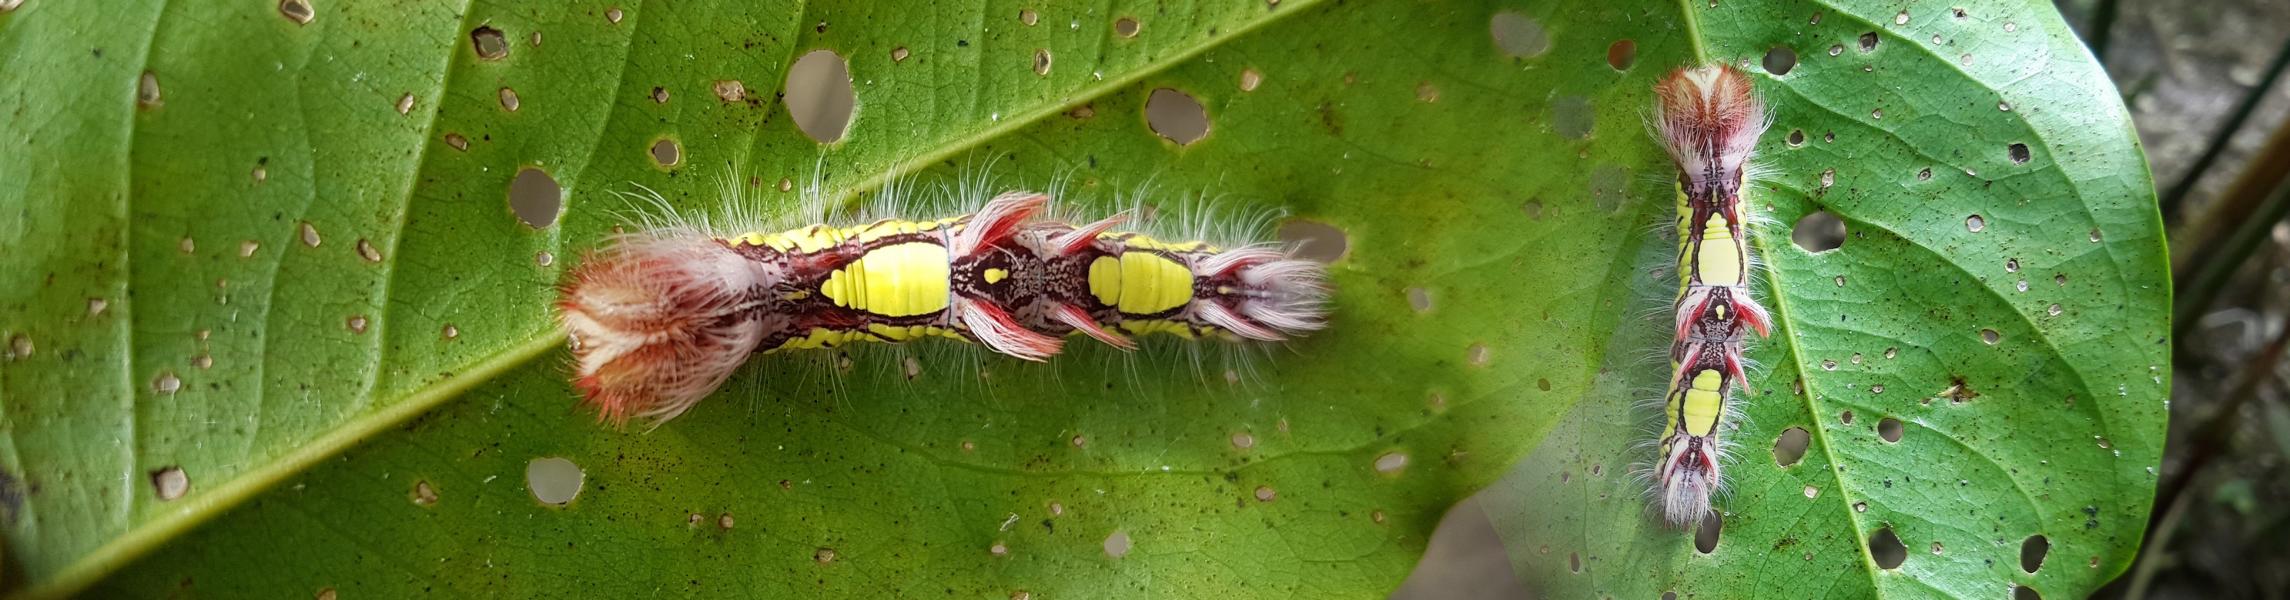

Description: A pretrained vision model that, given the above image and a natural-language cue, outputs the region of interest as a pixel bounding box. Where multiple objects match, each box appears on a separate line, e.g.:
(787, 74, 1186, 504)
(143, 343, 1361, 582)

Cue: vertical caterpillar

(1645, 65, 1772, 527)
(556, 181, 1329, 424)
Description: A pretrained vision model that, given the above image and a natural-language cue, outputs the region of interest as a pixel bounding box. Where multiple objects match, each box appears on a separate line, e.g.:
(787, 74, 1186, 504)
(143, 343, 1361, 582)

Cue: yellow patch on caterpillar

(819, 242, 951, 317)
(1681, 368, 1725, 437)
(1088, 251, 1195, 316)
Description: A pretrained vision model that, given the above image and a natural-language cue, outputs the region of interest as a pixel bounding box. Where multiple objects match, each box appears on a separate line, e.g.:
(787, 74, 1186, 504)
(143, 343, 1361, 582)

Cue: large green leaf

(0, 0, 2163, 598)
(1485, 1, 2169, 599)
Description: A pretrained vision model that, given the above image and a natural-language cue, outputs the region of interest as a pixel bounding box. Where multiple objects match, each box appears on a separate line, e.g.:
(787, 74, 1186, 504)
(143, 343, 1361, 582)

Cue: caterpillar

(1645, 64, 1772, 527)
(555, 177, 1330, 424)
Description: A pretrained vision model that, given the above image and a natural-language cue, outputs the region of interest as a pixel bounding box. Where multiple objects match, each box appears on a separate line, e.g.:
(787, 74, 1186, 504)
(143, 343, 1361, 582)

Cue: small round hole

(1489, 12, 1549, 58)
(1772, 427, 1810, 466)
(1858, 32, 1880, 52)
(1762, 46, 1797, 75)
(2008, 143, 2031, 164)
(2020, 534, 2049, 572)
(509, 167, 563, 228)
(525, 457, 584, 506)
(649, 138, 681, 167)
(1607, 39, 1637, 70)
(471, 25, 508, 60)
(1792, 211, 1846, 252)
(785, 50, 856, 143)
(2015, 585, 2042, 600)
(1276, 219, 1348, 263)
(1878, 418, 1903, 443)
(1113, 16, 1140, 38)
(1145, 88, 1210, 145)
(1694, 512, 1722, 554)
(1870, 527, 1908, 568)
(1787, 129, 1806, 146)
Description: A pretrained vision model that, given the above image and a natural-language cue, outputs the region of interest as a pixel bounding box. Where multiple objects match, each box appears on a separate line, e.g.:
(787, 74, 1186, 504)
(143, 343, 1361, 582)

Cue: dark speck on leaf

(956, 39, 969, 47)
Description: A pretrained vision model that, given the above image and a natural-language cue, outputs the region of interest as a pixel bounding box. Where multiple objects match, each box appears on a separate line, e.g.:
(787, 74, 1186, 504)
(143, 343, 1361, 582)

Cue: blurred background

(1395, 0, 2290, 597)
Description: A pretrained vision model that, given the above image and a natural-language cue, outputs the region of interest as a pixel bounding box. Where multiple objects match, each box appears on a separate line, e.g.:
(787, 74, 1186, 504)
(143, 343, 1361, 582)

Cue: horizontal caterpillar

(557, 183, 1329, 424)
(1646, 64, 1772, 527)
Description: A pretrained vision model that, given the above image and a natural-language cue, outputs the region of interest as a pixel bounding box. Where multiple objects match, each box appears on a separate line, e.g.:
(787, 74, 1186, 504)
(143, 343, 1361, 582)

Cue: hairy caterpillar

(555, 177, 1330, 424)
(1644, 65, 1773, 527)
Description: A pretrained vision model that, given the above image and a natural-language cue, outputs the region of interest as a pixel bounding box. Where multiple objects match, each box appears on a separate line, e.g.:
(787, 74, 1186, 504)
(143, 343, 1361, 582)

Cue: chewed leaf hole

(649, 138, 681, 167)
(2021, 534, 2049, 572)
(1145, 88, 1210, 145)
(1103, 530, 1132, 558)
(1405, 288, 1433, 313)
(1607, 39, 1636, 70)
(2016, 585, 2042, 600)
(1869, 527, 1908, 568)
(1762, 46, 1797, 75)
(1792, 211, 1846, 253)
(277, 0, 313, 24)
(1878, 417, 1903, 443)
(1113, 16, 1140, 38)
(1488, 11, 1549, 58)
(2009, 142, 2032, 164)
(151, 466, 190, 500)
(509, 167, 563, 228)
(471, 25, 508, 60)
(785, 50, 855, 143)
(1772, 427, 1810, 466)
(1276, 219, 1348, 263)
(1694, 513, 1722, 554)
(525, 456, 584, 506)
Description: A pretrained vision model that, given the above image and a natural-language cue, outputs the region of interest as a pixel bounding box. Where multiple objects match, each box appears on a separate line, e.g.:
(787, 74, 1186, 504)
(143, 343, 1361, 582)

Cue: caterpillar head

(558, 234, 775, 425)
(1653, 431, 1722, 527)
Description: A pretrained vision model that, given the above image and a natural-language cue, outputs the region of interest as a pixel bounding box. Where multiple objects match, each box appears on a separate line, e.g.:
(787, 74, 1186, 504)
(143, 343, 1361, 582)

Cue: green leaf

(1484, 1, 2169, 599)
(0, 0, 2163, 598)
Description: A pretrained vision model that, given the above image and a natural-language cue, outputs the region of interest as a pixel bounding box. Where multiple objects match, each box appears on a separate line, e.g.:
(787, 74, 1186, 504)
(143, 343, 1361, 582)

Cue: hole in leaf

(2021, 534, 2049, 572)
(1406, 288, 1433, 313)
(1792, 211, 1845, 252)
(2015, 585, 2042, 600)
(1773, 427, 1810, 466)
(1277, 219, 1347, 263)
(497, 87, 520, 111)
(1870, 527, 1908, 568)
(650, 138, 681, 167)
(1694, 513, 1722, 554)
(1858, 32, 1880, 52)
(1239, 68, 1264, 92)
(136, 71, 162, 109)
(1607, 39, 1636, 70)
(1787, 129, 1805, 146)
(471, 25, 508, 60)
(151, 466, 190, 500)
(509, 167, 562, 228)
(2009, 143, 2031, 164)
(785, 50, 855, 143)
(1145, 88, 1209, 145)
(1113, 16, 1140, 38)
(1103, 530, 1132, 558)
(1762, 46, 1797, 75)
(1981, 329, 2001, 345)
(1374, 452, 1408, 473)
(1033, 48, 1053, 76)
(525, 457, 584, 506)
(1967, 214, 1986, 232)
(1489, 11, 1549, 58)
(278, 0, 313, 24)
(1878, 418, 1903, 443)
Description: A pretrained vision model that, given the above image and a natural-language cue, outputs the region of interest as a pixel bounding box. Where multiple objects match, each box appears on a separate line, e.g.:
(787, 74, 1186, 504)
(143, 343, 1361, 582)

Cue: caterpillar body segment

(557, 182, 1330, 425)
(1644, 64, 1774, 527)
